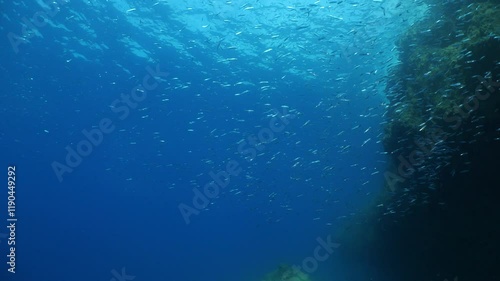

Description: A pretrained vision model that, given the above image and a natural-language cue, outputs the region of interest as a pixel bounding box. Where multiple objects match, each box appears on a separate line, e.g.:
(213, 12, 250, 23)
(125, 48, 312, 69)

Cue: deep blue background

(0, 1, 390, 280)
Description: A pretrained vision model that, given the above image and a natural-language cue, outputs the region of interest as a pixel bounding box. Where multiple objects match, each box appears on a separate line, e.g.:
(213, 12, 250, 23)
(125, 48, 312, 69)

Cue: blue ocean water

(0, 0, 428, 281)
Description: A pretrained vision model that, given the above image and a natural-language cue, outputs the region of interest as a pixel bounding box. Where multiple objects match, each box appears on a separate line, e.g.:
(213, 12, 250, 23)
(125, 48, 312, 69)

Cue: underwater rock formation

(262, 264, 310, 281)
(335, 1, 500, 280)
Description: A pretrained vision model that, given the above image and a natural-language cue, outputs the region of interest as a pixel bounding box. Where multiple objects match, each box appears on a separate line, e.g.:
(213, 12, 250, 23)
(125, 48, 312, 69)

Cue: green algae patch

(262, 264, 311, 281)
(384, 1, 500, 154)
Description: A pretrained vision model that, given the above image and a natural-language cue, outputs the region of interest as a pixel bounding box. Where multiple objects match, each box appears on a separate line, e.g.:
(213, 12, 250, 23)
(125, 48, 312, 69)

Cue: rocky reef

(335, 1, 500, 280)
(262, 264, 311, 281)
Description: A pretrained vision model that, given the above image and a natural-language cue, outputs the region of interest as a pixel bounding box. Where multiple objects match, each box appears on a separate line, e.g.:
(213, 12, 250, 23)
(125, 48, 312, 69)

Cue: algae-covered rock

(383, 0, 500, 172)
(344, 1, 500, 280)
(262, 264, 310, 281)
